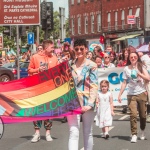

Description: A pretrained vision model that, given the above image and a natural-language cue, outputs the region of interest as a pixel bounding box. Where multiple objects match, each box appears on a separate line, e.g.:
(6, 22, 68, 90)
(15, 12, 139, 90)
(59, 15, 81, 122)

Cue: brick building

(69, 0, 150, 51)
(69, 0, 103, 50)
(102, 0, 145, 52)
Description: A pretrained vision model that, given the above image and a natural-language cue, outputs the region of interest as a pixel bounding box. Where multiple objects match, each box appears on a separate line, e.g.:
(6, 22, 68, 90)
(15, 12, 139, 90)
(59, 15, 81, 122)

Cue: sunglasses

(74, 48, 84, 52)
(130, 56, 137, 59)
(104, 57, 110, 59)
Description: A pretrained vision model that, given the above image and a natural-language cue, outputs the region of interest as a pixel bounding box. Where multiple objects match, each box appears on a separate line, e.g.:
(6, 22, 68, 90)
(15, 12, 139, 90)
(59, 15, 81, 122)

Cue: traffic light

(40, 2, 53, 30)
(46, 2, 53, 30)
(41, 1, 47, 19)
(3, 26, 10, 36)
(100, 35, 105, 44)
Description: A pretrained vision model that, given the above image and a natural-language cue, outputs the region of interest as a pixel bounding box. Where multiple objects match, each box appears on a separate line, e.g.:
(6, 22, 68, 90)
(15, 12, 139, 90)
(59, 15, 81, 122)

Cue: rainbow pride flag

(0, 61, 81, 123)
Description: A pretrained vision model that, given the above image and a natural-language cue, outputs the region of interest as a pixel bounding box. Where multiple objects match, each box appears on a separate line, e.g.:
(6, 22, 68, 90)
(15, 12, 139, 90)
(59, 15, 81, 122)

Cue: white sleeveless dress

(95, 91, 113, 128)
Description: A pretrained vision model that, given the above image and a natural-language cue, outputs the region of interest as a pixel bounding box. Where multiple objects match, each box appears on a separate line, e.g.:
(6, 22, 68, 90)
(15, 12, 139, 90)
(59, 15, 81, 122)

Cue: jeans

(67, 110, 95, 150)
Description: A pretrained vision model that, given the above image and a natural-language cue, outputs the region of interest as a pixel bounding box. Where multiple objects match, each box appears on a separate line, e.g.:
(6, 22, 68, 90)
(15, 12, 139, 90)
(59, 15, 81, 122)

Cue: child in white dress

(96, 80, 115, 139)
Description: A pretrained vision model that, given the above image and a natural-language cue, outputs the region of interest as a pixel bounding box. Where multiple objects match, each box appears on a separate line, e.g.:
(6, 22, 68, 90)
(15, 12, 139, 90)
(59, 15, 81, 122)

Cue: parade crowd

(1, 39, 150, 150)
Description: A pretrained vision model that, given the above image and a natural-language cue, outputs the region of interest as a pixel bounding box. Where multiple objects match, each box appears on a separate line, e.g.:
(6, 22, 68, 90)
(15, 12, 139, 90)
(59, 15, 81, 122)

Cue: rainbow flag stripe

(0, 62, 81, 123)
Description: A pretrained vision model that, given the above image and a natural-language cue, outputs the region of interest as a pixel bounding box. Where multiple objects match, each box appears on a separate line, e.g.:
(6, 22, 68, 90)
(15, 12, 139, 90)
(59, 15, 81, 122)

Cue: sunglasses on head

(104, 56, 110, 58)
(74, 48, 84, 52)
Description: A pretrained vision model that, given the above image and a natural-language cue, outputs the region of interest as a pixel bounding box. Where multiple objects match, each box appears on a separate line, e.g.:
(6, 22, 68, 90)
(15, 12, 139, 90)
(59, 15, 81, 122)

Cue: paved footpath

(1, 108, 150, 150)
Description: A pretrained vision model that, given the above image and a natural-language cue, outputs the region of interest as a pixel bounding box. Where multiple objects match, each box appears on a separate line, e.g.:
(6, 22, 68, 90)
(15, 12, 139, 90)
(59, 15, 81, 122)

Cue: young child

(95, 80, 115, 139)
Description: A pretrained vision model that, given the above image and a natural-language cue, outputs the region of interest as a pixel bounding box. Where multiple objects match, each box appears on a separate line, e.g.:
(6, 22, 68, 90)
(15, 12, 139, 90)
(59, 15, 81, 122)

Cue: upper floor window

(121, 10, 125, 29)
(72, 18, 75, 35)
(97, 14, 101, 32)
(78, 17, 81, 34)
(71, 0, 74, 5)
(115, 12, 118, 30)
(85, 16, 88, 34)
(107, 13, 111, 31)
(129, 9, 132, 28)
(78, 0, 80, 3)
(91, 15, 94, 33)
(135, 8, 140, 28)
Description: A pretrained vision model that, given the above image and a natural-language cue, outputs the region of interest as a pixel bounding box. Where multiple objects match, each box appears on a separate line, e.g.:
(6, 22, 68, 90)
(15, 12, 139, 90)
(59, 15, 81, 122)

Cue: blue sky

(47, 0, 69, 18)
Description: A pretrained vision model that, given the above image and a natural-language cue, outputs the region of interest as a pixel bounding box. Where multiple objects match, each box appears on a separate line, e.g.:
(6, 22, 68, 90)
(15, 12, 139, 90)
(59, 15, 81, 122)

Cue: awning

(112, 34, 141, 42)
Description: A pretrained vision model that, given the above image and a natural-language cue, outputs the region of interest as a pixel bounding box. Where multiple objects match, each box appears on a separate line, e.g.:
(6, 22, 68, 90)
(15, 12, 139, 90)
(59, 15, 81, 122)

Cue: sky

(47, 0, 69, 18)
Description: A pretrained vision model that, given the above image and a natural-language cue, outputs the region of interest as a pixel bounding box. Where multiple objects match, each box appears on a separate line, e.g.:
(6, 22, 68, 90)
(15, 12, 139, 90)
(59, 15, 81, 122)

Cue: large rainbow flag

(0, 61, 81, 124)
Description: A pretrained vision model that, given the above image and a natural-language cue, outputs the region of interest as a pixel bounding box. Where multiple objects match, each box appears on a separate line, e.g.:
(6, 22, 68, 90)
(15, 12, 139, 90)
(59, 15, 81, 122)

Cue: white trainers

(100, 133, 105, 138)
(105, 132, 109, 139)
(31, 133, 40, 143)
(131, 135, 137, 143)
(140, 130, 146, 140)
(46, 134, 53, 141)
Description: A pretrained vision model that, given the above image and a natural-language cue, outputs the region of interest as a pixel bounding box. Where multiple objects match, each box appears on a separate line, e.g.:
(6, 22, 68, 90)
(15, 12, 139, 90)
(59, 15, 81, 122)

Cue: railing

(102, 24, 141, 33)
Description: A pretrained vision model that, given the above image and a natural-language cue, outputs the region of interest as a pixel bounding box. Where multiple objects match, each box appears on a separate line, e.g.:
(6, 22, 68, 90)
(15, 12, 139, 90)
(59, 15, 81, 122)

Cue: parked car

(0, 67, 14, 82)
(2, 61, 29, 79)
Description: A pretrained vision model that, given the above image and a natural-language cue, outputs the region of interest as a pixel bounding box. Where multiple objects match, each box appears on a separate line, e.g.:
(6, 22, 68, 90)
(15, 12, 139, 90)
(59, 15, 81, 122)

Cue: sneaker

(140, 130, 146, 140)
(146, 115, 150, 123)
(100, 133, 105, 138)
(46, 134, 53, 141)
(105, 132, 109, 139)
(31, 133, 40, 143)
(131, 135, 137, 143)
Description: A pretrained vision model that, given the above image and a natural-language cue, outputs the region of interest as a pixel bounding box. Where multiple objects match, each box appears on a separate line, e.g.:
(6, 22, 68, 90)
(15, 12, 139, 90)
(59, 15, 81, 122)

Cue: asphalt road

(1, 109, 150, 150)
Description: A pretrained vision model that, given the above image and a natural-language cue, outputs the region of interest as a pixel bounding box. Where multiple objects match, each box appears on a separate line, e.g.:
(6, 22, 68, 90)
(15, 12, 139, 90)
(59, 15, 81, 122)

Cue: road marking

(80, 148, 84, 150)
(109, 126, 114, 131)
(119, 115, 129, 120)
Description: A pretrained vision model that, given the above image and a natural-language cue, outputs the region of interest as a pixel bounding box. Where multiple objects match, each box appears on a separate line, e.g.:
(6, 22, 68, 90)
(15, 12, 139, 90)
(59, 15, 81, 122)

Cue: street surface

(1, 108, 150, 150)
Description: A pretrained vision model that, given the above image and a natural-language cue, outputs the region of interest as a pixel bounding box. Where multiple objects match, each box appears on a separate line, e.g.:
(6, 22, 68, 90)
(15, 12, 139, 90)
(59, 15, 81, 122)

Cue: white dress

(95, 91, 112, 128)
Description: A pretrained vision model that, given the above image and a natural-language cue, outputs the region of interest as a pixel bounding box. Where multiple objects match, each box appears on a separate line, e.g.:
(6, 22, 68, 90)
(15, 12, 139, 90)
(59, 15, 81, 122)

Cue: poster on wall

(88, 41, 104, 52)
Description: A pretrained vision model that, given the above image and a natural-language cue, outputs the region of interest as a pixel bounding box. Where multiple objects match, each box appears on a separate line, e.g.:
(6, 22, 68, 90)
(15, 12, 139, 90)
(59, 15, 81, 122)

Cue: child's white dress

(95, 91, 112, 128)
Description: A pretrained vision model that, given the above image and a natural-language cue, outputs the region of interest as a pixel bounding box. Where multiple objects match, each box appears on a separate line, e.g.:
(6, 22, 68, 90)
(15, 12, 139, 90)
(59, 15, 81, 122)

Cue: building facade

(69, 0, 149, 51)
(69, 0, 102, 50)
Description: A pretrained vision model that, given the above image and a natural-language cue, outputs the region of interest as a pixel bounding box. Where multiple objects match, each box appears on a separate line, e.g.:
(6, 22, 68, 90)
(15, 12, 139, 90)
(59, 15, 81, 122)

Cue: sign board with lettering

(0, 0, 40, 25)
(27, 32, 34, 44)
(127, 15, 136, 24)
(0, 33, 3, 50)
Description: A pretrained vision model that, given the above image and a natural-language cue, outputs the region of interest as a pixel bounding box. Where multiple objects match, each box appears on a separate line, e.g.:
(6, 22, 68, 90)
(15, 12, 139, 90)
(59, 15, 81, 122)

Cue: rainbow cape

(0, 61, 81, 123)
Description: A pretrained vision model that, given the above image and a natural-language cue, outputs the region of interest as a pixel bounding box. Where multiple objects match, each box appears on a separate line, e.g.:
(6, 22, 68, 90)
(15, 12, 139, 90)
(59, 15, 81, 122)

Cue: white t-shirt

(141, 54, 150, 70)
(123, 66, 146, 95)
(103, 63, 115, 68)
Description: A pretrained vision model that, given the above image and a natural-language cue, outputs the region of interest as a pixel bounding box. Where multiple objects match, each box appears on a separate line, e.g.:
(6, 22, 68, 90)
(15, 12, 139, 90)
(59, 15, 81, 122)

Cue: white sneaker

(100, 133, 105, 138)
(46, 134, 53, 141)
(140, 130, 146, 140)
(131, 135, 137, 143)
(31, 133, 40, 143)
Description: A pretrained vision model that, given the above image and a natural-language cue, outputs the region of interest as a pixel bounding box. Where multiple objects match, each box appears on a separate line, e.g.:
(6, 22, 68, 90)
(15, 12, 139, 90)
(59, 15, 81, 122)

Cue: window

(84, 0, 87, 2)
(129, 9, 132, 29)
(115, 12, 118, 30)
(91, 15, 94, 33)
(107, 13, 111, 31)
(85, 16, 88, 34)
(72, 18, 74, 35)
(77, 0, 80, 3)
(78, 17, 81, 34)
(71, 0, 74, 5)
(135, 8, 140, 28)
(121, 10, 125, 29)
(97, 14, 101, 32)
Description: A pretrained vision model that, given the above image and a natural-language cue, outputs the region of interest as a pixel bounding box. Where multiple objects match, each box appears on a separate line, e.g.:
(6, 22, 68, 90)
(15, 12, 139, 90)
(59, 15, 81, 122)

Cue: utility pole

(59, 7, 66, 42)
(16, 25, 20, 79)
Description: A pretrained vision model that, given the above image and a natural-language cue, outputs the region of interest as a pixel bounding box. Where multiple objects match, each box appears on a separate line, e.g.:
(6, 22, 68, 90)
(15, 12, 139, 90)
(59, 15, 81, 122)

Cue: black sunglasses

(74, 48, 84, 52)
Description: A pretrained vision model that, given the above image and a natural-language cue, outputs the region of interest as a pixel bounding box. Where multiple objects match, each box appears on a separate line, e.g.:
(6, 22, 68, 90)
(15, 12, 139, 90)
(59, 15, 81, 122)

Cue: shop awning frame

(112, 34, 141, 42)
